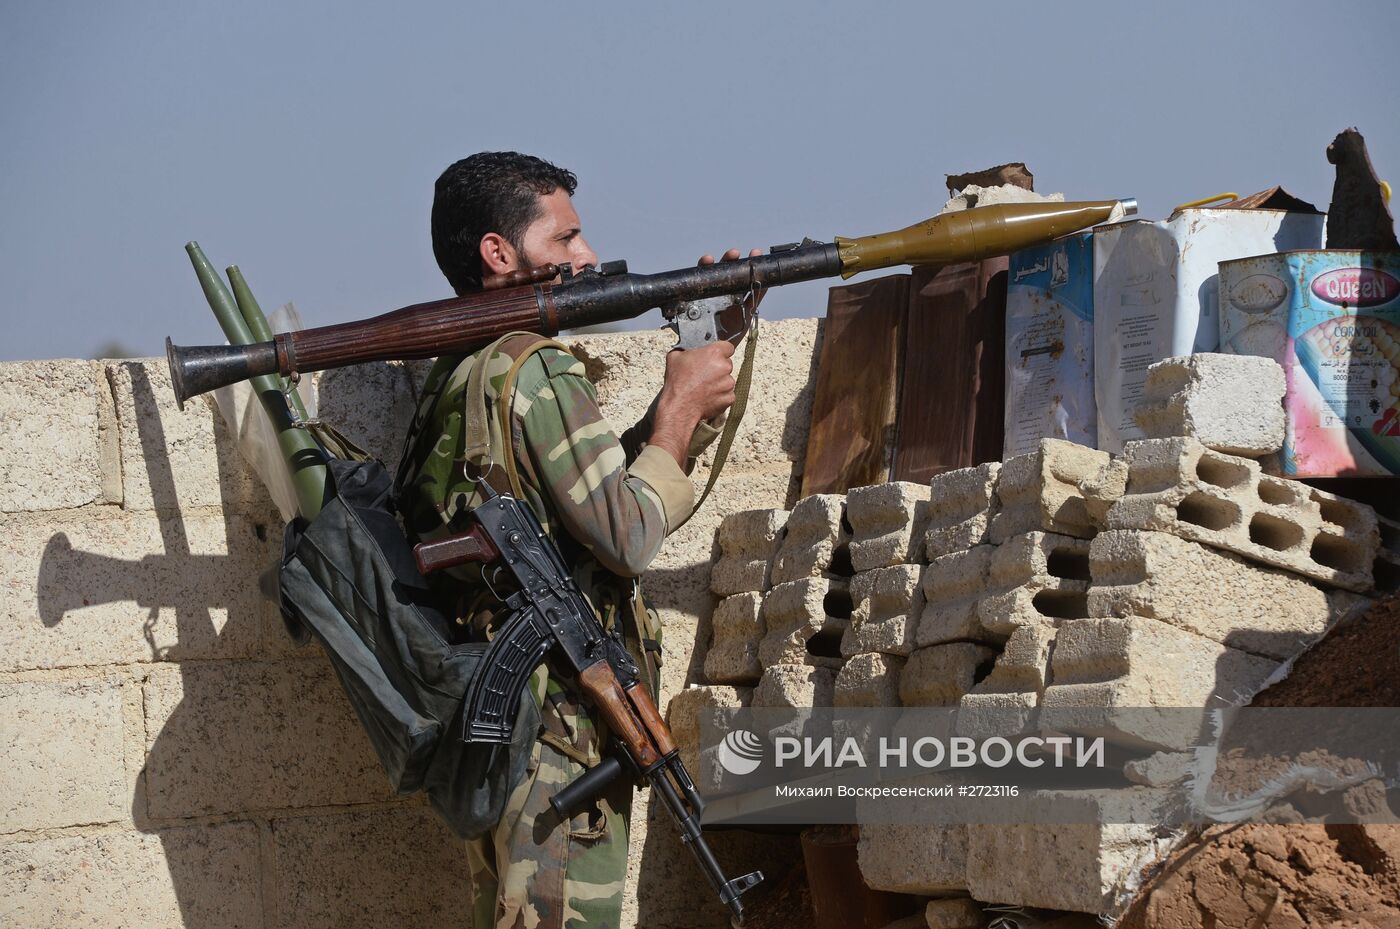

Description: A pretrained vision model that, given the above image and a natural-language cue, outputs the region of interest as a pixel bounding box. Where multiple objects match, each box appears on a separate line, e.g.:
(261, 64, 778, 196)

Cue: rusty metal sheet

(892, 259, 1007, 483)
(800, 274, 909, 497)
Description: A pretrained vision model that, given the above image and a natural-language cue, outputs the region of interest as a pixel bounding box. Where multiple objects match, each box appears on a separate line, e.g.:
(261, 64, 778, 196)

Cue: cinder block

(0, 823, 261, 929)
(917, 546, 996, 647)
(753, 664, 836, 709)
(141, 662, 392, 820)
(1080, 457, 1129, 530)
(1, 681, 126, 832)
(711, 507, 789, 596)
(899, 643, 998, 707)
(848, 481, 933, 571)
(1041, 617, 1280, 751)
(924, 462, 1000, 560)
(315, 361, 420, 477)
(770, 493, 851, 584)
(989, 439, 1109, 542)
(963, 789, 1174, 912)
(758, 577, 848, 670)
(976, 531, 1091, 636)
(958, 622, 1056, 736)
(0, 360, 108, 512)
(833, 652, 905, 708)
(704, 591, 764, 684)
(1, 509, 276, 672)
(106, 360, 271, 515)
(1106, 436, 1379, 592)
(267, 806, 470, 928)
(1088, 529, 1345, 659)
(842, 564, 924, 657)
(924, 897, 985, 929)
(857, 822, 968, 894)
(667, 684, 752, 777)
(1134, 353, 1286, 457)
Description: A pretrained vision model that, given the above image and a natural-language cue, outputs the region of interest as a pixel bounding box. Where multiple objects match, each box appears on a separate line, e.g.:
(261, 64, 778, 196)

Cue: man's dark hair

(431, 152, 578, 294)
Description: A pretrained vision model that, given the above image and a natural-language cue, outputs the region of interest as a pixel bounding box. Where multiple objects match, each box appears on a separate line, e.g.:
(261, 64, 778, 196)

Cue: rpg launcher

(166, 198, 1135, 407)
(413, 484, 764, 921)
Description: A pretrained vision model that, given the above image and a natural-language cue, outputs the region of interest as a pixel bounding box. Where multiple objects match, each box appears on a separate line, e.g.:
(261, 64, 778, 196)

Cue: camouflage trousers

(466, 674, 633, 929)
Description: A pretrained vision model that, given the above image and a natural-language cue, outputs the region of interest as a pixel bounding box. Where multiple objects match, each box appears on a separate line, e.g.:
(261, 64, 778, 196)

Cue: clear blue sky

(1, 0, 1396, 361)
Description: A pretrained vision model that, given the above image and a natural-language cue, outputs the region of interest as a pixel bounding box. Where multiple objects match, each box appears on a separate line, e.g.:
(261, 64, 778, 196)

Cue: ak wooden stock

(625, 681, 677, 757)
(578, 661, 663, 769)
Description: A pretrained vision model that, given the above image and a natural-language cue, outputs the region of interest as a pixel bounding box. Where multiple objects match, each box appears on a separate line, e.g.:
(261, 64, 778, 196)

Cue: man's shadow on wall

(35, 363, 460, 929)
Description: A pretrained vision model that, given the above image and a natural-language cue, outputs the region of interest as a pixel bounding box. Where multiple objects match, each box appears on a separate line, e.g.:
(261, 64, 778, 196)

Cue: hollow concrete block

(704, 591, 765, 685)
(899, 643, 998, 707)
(1088, 528, 1347, 659)
(976, 531, 1092, 636)
(848, 481, 933, 571)
(963, 789, 1175, 913)
(1041, 616, 1280, 751)
(770, 493, 851, 585)
(857, 822, 969, 894)
(1134, 353, 1286, 457)
(666, 684, 752, 778)
(917, 546, 996, 647)
(842, 563, 924, 658)
(1106, 436, 1378, 592)
(711, 507, 789, 596)
(924, 463, 1000, 560)
(758, 577, 848, 670)
(753, 664, 836, 709)
(833, 652, 905, 708)
(988, 439, 1109, 543)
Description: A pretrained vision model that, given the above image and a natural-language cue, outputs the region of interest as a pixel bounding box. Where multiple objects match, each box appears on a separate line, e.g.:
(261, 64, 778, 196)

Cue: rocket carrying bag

(278, 456, 538, 838)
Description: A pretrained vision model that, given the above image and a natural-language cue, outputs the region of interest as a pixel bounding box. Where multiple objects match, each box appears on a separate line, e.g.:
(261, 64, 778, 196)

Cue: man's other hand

(698, 248, 767, 312)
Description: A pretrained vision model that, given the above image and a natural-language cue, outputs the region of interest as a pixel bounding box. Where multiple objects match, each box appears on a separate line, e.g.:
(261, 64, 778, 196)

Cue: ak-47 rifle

(164, 198, 1135, 407)
(412, 484, 761, 918)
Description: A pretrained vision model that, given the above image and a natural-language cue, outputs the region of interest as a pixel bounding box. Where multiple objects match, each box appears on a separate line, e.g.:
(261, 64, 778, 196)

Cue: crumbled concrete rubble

(677, 362, 1393, 918)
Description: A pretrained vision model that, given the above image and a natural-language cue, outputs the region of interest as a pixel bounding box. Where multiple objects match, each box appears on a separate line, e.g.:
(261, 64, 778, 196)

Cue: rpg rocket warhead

(834, 198, 1137, 277)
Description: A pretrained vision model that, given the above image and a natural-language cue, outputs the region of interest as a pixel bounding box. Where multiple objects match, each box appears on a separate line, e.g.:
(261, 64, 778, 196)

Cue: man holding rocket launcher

(167, 159, 1134, 927)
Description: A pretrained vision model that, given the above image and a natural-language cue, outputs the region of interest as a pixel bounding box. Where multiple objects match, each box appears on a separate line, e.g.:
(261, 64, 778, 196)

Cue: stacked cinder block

(705, 508, 788, 685)
(1134, 353, 1286, 457)
(847, 481, 932, 571)
(757, 576, 848, 670)
(770, 493, 851, 583)
(750, 495, 851, 708)
(1105, 436, 1379, 592)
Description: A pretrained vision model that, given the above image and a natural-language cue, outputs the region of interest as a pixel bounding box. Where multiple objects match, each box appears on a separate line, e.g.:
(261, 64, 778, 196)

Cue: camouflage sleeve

(513, 353, 695, 578)
(618, 395, 724, 473)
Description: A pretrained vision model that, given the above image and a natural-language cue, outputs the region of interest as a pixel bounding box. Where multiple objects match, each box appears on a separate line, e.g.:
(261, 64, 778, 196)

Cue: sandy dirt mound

(1118, 597, 1400, 929)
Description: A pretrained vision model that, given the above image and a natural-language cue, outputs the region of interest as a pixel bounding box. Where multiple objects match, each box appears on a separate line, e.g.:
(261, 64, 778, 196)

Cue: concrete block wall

(1, 318, 822, 929)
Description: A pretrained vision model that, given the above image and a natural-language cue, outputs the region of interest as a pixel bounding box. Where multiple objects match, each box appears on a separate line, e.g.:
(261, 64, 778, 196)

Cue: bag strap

(497, 338, 570, 498)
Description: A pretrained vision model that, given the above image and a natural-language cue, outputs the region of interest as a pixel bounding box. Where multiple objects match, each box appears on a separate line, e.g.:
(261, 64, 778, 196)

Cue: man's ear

(479, 233, 520, 275)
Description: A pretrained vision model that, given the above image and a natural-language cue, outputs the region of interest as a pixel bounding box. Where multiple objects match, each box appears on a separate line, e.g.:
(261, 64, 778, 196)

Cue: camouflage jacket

(395, 333, 718, 683)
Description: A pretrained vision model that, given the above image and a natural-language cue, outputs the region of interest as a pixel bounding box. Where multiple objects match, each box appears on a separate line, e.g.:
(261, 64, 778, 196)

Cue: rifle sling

(671, 318, 759, 531)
